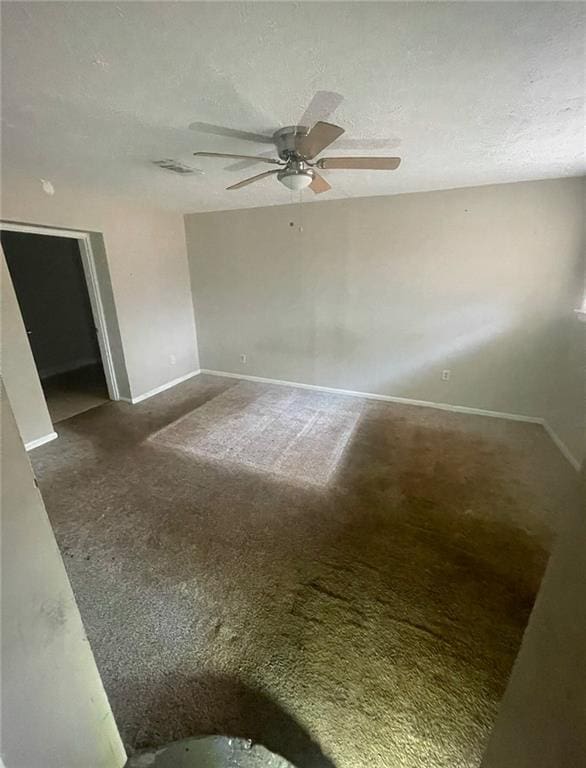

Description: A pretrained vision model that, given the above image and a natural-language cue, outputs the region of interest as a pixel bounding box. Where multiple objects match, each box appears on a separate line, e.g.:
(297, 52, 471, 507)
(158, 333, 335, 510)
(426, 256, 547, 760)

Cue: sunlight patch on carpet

(149, 382, 363, 486)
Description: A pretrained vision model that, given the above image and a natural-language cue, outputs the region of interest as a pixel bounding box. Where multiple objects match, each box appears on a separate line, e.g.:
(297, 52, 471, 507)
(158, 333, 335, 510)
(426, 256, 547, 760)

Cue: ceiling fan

(193, 120, 401, 194)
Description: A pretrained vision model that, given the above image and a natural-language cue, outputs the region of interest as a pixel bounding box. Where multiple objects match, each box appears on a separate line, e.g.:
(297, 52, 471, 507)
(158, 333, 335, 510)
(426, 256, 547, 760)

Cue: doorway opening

(1, 226, 119, 425)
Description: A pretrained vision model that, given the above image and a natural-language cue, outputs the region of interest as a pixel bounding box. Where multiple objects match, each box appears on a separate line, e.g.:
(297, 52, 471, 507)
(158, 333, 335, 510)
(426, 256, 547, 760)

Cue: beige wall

(1, 174, 199, 407)
(544, 297, 585, 469)
(480, 470, 586, 767)
(1, 248, 54, 447)
(0, 384, 126, 768)
(186, 177, 584, 424)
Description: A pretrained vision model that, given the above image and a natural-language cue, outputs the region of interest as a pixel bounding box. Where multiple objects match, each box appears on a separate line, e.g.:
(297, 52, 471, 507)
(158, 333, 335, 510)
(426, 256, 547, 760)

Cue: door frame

(0, 222, 120, 400)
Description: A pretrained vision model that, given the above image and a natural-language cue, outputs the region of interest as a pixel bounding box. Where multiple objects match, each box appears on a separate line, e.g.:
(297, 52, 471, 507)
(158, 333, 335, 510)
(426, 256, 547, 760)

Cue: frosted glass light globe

(278, 171, 313, 191)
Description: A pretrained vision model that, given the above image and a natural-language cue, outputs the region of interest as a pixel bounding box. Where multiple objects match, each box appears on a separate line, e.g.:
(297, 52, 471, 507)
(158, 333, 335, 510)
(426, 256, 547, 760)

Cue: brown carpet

(30, 374, 580, 768)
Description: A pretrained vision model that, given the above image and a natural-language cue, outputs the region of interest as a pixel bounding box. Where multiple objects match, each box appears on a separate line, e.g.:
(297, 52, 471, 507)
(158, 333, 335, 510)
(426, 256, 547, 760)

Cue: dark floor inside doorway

(42, 363, 109, 424)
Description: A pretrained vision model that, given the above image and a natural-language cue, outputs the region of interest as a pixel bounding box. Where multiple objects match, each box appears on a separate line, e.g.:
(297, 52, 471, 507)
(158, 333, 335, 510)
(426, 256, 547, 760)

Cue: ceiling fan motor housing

(273, 125, 309, 161)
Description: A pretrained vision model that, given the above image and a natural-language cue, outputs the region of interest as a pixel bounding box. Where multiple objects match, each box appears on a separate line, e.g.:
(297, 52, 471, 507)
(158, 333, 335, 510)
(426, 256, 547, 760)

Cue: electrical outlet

(240, 353, 247, 364)
(441, 369, 451, 381)
(170, 354, 176, 365)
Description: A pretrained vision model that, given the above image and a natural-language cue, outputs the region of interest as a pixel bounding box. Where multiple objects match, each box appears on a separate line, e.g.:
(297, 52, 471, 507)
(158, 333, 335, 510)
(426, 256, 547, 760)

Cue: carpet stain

(30, 376, 580, 768)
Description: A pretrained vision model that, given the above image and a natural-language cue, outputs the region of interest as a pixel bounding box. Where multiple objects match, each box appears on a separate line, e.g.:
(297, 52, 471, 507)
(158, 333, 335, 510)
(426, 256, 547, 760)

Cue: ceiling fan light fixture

(277, 170, 313, 191)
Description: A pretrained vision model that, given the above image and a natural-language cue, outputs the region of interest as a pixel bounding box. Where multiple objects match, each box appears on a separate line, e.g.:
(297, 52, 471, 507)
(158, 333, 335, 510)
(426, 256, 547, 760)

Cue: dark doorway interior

(2, 230, 109, 424)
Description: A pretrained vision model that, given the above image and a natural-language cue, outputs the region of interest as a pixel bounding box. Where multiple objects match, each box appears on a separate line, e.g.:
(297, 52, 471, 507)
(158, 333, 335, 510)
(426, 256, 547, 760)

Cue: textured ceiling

(1, 2, 584, 213)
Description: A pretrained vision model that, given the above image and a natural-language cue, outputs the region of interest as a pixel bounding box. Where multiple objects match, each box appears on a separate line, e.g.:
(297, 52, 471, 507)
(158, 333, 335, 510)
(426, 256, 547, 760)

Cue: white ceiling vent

(152, 159, 203, 175)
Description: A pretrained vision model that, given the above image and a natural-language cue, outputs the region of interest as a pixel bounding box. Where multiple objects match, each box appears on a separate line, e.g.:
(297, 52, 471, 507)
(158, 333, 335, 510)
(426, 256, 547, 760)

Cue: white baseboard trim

(200, 369, 544, 424)
(542, 421, 581, 472)
(25, 431, 58, 451)
(121, 369, 201, 405)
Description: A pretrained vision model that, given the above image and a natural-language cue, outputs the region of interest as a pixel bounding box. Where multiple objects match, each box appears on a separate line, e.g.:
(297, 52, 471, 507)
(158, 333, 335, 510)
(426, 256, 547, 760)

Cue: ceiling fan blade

(226, 170, 279, 190)
(309, 172, 331, 195)
(189, 122, 274, 144)
(316, 156, 401, 170)
(296, 121, 345, 160)
(299, 91, 344, 127)
(225, 150, 276, 172)
(194, 151, 282, 165)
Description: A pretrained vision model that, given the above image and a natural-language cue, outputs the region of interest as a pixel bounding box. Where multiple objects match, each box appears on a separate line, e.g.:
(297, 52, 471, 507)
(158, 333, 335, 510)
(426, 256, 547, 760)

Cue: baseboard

(542, 421, 582, 471)
(121, 370, 201, 405)
(25, 431, 58, 451)
(200, 369, 544, 424)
